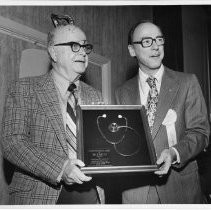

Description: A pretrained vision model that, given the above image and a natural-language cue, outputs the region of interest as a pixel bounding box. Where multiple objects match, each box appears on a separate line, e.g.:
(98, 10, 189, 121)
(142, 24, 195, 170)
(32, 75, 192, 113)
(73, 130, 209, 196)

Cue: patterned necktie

(66, 83, 77, 157)
(146, 77, 159, 133)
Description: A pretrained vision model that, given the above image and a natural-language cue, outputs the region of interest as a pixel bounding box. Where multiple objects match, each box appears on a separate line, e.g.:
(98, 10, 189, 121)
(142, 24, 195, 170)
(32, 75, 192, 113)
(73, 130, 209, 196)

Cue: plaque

(76, 105, 158, 174)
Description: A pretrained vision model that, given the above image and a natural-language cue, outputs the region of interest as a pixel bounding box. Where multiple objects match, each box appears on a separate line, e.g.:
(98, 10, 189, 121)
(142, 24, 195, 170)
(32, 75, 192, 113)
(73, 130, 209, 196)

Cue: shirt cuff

(171, 147, 180, 164)
(56, 159, 69, 183)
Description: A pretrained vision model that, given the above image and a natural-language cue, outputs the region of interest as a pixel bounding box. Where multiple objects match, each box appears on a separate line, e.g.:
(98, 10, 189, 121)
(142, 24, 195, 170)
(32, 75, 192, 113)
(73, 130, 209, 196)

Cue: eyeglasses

(54, 41, 93, 54)
(132, 36, 165, 48)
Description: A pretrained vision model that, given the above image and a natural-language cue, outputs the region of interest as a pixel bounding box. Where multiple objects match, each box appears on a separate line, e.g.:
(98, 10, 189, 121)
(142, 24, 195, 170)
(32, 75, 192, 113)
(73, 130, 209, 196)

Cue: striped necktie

(146, 77, 159, 133)
(68, 83, 78, 105)
(66, 83, 77, 157)
(57, 83, 99, 205)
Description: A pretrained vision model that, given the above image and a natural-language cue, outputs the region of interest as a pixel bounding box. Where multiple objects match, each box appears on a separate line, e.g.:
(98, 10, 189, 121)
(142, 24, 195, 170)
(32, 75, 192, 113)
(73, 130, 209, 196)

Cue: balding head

(128, 21, 163, 45)
(128, 21, 164, 75)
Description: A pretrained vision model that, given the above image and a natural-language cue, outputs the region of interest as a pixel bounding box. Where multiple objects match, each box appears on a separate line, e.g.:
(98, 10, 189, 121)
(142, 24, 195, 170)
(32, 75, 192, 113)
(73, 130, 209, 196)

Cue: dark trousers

(56, 181, 99, 204)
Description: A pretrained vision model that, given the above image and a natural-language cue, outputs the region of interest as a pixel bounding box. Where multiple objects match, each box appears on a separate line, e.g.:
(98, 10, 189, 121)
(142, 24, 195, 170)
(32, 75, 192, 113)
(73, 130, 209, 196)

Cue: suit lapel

(34, 72, 68, 155)
(151, 68, 180, 140)
(78, 81, 86, 105)
(126, 76, 141, 105)
(78, 81, 103, 105)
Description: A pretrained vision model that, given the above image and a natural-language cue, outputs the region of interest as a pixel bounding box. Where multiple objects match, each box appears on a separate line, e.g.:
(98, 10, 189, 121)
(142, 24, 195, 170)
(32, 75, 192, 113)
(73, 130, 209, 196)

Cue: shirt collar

(139, 64, 164, 85)
(52, 69, 69, 98)
(52, 69, 80, 99)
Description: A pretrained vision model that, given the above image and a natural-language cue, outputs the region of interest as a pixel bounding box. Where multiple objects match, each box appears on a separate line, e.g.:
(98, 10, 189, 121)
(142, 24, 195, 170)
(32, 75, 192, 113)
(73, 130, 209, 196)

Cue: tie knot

(68, 83, 77, 93)
(146, 77, 156, 88)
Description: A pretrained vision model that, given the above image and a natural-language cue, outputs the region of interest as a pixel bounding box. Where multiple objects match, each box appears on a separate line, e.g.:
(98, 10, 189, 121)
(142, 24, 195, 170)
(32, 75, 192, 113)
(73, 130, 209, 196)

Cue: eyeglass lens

(71, 43, 92, 54)
(54, 42, 93, 54)
(142, 37, 164, 47)
(132, 37, 164, 48)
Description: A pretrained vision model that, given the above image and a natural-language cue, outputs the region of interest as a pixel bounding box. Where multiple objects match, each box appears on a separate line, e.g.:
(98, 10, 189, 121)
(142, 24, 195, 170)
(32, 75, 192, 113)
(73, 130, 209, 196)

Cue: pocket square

(162, 109, 177, 147)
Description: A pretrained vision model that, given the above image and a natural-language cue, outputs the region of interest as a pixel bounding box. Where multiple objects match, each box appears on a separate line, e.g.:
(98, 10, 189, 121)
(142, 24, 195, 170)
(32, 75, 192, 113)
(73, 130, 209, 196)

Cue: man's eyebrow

(140, 35, 163, 39)
(141, 36, 153, 40)
(80, 40, 87, 44)
(70, 40, 87, 44)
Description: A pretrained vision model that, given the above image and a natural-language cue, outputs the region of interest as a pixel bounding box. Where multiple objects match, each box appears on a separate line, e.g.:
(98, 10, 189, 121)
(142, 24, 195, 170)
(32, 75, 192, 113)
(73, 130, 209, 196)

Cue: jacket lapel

(34, 72, 68, 155)
(78, 81, 86, 105)
(127, 76, 141, 105)
(151, 68, 180, 140)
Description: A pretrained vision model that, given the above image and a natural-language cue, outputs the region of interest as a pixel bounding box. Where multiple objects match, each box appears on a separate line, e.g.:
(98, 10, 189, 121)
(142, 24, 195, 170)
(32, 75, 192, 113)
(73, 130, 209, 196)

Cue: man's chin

(150, 63, 162, 70)
(74, 68, 86, 75)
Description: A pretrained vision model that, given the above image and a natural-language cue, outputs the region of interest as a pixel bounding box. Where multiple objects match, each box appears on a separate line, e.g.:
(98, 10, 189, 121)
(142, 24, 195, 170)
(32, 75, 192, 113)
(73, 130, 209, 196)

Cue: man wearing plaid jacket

(1, 18, 104, 204)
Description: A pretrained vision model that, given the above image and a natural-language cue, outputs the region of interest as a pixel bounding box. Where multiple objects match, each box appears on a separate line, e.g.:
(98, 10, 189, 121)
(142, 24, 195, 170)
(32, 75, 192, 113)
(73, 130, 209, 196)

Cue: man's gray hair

(47, 26, 61, 48)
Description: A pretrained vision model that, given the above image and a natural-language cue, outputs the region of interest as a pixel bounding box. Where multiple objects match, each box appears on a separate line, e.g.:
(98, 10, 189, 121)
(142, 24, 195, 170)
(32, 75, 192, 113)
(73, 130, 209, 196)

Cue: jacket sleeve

(1, 81, 67, 186)
(174, 74, 210, 167)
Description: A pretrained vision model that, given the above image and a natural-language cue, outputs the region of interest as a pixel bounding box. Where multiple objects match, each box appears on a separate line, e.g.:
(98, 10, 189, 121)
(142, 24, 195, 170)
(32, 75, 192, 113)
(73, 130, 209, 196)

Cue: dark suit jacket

(1, 72, 104, 204)
(115, 67, 210, 203)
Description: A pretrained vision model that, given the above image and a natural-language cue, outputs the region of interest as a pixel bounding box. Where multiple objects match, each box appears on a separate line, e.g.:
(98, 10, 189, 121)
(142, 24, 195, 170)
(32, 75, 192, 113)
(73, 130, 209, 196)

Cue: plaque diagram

(97, 113, 141, 157)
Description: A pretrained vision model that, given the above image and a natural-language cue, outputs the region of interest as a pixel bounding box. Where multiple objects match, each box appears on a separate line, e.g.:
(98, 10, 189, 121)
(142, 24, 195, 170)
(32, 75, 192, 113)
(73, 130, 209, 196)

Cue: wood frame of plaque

(76, 105, 158, 174)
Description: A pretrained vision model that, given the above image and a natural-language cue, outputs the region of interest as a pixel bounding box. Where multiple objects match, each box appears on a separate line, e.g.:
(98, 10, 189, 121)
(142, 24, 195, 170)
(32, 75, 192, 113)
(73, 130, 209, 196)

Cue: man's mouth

(151, 54, 160, 58)
(74, 60, 85, 63)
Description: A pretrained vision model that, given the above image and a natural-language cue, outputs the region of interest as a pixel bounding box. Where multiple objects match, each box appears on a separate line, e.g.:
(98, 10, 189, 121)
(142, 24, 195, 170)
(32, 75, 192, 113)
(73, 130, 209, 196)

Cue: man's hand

(154, 148, 176, 176)
(62, 159, 92, 185)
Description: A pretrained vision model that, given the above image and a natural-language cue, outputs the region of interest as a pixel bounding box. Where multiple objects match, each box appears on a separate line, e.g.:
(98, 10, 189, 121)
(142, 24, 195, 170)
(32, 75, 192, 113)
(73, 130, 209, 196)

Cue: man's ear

(128, 45, 136, 57)
(48, 46, 57, 62)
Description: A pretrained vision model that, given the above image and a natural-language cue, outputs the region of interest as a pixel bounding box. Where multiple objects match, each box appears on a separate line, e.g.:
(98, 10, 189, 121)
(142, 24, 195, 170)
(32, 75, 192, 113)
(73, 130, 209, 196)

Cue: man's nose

(79, 46, 86, 55)
(151, 40, 159, 49)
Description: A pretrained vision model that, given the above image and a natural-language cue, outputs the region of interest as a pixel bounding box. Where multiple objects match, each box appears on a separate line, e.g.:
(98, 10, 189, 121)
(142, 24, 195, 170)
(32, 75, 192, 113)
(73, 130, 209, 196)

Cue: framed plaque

(76, 105, 158, 174)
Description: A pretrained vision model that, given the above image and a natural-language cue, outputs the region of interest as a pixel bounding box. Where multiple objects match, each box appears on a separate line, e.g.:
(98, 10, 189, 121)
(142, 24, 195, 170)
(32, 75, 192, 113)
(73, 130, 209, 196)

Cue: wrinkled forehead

(133, 22, 162, 41)
(53, 25, 87, 44)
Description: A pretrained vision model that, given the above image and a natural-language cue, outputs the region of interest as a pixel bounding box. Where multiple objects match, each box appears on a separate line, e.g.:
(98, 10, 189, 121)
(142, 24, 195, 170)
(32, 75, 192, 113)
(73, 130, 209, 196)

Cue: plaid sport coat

(115, 67, 210, 203)
(2, 72, 104, 204)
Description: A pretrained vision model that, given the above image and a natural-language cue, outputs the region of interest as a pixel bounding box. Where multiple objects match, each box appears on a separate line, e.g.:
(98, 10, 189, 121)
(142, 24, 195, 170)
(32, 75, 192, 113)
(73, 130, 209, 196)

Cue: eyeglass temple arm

(51, 13, 75, 28)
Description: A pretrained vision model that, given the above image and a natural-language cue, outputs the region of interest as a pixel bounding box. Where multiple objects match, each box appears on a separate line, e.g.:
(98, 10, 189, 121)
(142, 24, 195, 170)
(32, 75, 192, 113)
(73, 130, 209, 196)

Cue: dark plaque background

(82, 109, 153, 167)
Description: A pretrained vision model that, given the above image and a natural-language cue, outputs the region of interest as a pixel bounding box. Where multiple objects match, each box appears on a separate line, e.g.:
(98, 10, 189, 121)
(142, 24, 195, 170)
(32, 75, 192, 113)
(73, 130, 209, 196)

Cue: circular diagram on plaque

(97, 114, 127, 145)
(113, 126, 141, 157)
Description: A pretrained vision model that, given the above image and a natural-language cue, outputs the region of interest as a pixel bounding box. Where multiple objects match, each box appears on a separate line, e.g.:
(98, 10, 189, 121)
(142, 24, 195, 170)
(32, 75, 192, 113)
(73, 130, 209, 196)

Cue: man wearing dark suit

(1, 20, 104, 204)
(115, 21, 210, 203)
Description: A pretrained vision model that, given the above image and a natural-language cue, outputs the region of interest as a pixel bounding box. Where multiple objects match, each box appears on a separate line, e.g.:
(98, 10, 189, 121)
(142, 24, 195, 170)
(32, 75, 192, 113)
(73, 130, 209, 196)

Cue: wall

(182, 6, 210, 111)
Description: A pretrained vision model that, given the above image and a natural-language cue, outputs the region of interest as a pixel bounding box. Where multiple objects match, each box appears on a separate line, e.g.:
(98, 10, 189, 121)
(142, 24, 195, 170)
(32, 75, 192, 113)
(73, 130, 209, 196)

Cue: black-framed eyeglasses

(54, 41, 93, 54)
(132, 36, 165, 48)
